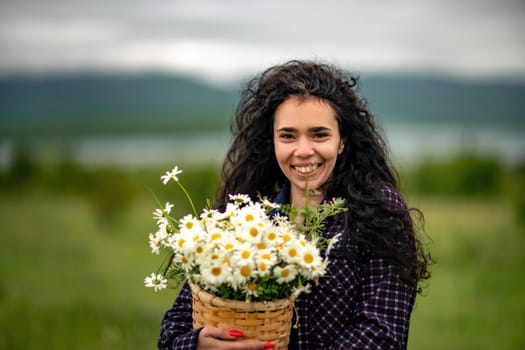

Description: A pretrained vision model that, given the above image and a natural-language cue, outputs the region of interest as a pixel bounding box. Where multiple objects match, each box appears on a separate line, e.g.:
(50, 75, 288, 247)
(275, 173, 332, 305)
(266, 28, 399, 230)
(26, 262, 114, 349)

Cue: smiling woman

(158, 60, 433, 350)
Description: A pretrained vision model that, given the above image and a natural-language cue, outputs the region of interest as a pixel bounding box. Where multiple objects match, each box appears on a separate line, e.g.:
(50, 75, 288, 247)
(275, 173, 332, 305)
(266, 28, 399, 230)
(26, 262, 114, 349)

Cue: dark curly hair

(216, 60, 432, 292)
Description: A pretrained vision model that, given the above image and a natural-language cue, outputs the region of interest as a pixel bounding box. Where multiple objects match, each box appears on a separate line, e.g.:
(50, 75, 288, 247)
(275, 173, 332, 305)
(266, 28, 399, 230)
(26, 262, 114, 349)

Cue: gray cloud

(1, 0, 524, 82)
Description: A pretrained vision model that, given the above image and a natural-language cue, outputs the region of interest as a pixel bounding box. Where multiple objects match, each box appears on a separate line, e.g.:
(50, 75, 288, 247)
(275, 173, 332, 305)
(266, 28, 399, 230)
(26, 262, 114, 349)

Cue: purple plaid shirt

(158, 188, 416, 349)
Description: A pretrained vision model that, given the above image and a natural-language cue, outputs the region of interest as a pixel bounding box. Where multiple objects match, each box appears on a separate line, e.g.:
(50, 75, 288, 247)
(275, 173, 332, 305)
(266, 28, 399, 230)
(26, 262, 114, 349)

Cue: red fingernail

(264, 343, 275, 349)
(229, 330, 244, 337)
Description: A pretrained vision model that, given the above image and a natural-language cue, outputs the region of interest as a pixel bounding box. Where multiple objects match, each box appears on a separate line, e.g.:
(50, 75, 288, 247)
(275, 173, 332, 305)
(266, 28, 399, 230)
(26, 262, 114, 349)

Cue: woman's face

(273, 95, 343, 204)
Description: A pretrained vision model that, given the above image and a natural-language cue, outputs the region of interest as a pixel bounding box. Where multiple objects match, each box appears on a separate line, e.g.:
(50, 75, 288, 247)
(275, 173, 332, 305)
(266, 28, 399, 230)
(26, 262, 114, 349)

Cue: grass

(407, 197, 525, 349)
(0, 191, 176, 349)
(0, 190, 524, 349)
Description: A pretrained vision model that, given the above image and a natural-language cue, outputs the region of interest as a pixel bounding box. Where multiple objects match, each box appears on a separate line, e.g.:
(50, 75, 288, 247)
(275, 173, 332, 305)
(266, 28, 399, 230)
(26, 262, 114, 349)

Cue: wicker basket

(190, 283, 293, 349)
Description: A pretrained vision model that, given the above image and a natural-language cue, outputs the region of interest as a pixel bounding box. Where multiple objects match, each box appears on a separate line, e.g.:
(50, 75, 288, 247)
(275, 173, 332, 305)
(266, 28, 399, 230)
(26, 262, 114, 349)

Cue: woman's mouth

(293, 163, 320, 175)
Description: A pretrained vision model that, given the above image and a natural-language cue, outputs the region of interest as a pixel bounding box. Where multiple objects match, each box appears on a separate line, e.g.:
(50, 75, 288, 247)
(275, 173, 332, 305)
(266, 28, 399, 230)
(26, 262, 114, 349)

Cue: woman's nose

(294, 138, 314, 157)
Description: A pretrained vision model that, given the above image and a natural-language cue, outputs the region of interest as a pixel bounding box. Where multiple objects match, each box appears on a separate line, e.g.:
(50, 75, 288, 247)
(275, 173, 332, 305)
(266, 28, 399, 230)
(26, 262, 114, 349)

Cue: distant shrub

(46, 156, 91, 193)
(0, 143, 39, 190)
(508, 162, 525, 225)
(84, 167, 137, 224)
(410, 152, 506, 197)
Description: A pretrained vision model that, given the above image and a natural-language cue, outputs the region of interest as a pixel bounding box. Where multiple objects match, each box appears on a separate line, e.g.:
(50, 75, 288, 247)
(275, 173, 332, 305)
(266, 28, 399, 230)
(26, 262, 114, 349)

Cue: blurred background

(1, 0, 524, 349)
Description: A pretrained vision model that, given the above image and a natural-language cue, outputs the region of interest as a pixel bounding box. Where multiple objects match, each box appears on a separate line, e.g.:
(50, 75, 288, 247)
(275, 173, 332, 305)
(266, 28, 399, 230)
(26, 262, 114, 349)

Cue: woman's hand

(197, 326, 275, 349)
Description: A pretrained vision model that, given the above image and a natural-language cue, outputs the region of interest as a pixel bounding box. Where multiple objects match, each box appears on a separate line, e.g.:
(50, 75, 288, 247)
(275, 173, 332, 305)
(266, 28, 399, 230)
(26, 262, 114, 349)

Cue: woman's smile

(292, 163, 320, 175)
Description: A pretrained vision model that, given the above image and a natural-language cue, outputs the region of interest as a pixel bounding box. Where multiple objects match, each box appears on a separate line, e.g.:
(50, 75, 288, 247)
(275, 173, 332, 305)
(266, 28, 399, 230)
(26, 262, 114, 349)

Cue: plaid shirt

(158, 187, 416, 349)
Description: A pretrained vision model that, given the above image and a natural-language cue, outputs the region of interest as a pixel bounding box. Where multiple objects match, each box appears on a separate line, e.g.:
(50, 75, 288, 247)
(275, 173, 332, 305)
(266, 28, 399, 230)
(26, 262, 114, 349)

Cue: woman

(158, 60, 432, 349)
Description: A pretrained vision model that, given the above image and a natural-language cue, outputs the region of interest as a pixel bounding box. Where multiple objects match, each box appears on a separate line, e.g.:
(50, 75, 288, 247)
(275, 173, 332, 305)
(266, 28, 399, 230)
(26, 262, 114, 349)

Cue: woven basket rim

(189, 283, 293, 311)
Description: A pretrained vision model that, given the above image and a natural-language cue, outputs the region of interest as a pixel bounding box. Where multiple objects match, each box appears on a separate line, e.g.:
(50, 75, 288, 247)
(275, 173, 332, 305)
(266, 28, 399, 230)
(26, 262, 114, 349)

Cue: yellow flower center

(283, 234, 291, 242)
(241, 250, 251, 259)
(248, 282, 257, 291)
(211, 233, 222, 240)
(250, 227, 258, 237)
(257, 242, 266, 250)
(245, 214, 254, 222)
(303, 253, 314, 264)
(211, 267, 222, 276)
(185, 222, 193, 229)
(280, 269, 289, 277)
(288, 248, 297, 257)
(240, 266, 251, 277)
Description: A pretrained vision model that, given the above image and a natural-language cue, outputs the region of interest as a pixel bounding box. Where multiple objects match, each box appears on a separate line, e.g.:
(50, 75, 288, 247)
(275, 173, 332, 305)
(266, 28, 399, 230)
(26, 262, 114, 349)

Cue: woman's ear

(338, 142, 345, 154)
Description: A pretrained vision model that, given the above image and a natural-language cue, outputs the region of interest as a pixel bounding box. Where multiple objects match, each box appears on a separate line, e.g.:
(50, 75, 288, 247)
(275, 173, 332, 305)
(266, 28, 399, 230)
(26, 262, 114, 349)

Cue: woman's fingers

(197, 326, 276, 349)
(199, 326, 243, 340)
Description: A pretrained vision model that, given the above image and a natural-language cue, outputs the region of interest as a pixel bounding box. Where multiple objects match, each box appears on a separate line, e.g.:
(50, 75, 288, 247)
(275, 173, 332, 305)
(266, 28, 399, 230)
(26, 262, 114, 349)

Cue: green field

(1, 165, 524, 349)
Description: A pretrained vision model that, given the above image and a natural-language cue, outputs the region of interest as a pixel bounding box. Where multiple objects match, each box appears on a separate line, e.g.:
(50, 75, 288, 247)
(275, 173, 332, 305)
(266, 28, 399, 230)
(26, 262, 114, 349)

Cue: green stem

(176, 181, 198, 217)
(158, 251, 175, 276)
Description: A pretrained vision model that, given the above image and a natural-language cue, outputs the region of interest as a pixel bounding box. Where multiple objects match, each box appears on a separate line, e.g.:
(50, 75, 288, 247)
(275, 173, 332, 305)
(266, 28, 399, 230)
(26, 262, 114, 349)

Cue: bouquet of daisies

(145, 166, 346, 302)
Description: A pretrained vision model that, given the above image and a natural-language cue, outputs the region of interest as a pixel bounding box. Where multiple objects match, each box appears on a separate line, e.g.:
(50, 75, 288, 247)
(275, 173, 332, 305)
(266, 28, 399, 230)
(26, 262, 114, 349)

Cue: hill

(0, 71, 524, 138)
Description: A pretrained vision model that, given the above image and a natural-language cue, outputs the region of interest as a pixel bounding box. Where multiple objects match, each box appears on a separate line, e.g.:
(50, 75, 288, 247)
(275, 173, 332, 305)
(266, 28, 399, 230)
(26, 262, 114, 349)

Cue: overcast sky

(1, 0, 524, 84)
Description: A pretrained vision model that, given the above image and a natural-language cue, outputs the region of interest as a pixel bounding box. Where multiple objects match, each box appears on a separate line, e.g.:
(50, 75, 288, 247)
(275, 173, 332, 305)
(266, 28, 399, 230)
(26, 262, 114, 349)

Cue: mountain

(0, 71, 524, 138)
(0, 72, 239, 136)
(358, 74, 525, 127)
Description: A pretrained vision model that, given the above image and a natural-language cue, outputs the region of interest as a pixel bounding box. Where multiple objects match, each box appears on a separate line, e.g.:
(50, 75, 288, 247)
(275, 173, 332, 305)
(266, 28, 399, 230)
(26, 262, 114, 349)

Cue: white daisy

(148, 232, 161, 254)
(174, 253, 194, 272)
(298, 245, 322, 271)
(238, 221, 266, 243)
(274, 264, 298, 284)
(281, 239, 303, 264)
(201, 261, 230, 287)
(192, 241, 207, 265)
(160, 166, 183, 184)
(149, 223, 171, 254)
(178, 214, 201, 232)
(223, 202, 239, 219)
(233, 203, 266, 229)
(254, 249, 276, 277)
(243, 280, 259, 297)
(262, 229, 282, 248)
(152, 202, 174, 223)
(208, 228, 225, 244)
(232, 264, 256, 287)
(232, 243, 256, 268)
(228, 193, 251, 206)
(326, 233, 342, 256)
(144, 273, 168, 292)
(156, 221, 170, 241)
(291, 283, 312, 299)
(218, 235, 239, 254)
(260, 197, 280, 210)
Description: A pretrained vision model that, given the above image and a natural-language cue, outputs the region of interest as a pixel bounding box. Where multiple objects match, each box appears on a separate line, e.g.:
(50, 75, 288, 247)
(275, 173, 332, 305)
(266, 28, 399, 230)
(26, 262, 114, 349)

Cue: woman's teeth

(295, 164, 318, 174)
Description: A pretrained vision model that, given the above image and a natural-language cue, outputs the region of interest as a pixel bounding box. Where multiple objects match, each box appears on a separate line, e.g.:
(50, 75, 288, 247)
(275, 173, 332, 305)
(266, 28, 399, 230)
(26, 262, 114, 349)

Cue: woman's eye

(313, 132, 328, 139)
(279, 134, 294, 140)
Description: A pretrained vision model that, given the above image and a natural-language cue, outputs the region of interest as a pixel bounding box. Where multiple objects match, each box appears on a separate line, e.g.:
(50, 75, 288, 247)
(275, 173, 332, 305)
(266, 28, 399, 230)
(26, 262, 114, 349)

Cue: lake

(0, 122, 523, 169)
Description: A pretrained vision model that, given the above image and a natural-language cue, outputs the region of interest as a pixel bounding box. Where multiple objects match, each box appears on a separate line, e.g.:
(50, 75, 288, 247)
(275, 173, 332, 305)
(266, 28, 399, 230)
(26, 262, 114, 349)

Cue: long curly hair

(216, 60, 431, 292)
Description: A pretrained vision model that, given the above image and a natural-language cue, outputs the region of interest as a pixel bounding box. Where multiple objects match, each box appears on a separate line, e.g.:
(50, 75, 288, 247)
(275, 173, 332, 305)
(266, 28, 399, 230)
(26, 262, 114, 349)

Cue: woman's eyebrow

(309, 126, 332, 132)
(275, 127, 296, 132)
(276, 126, 332, 132)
